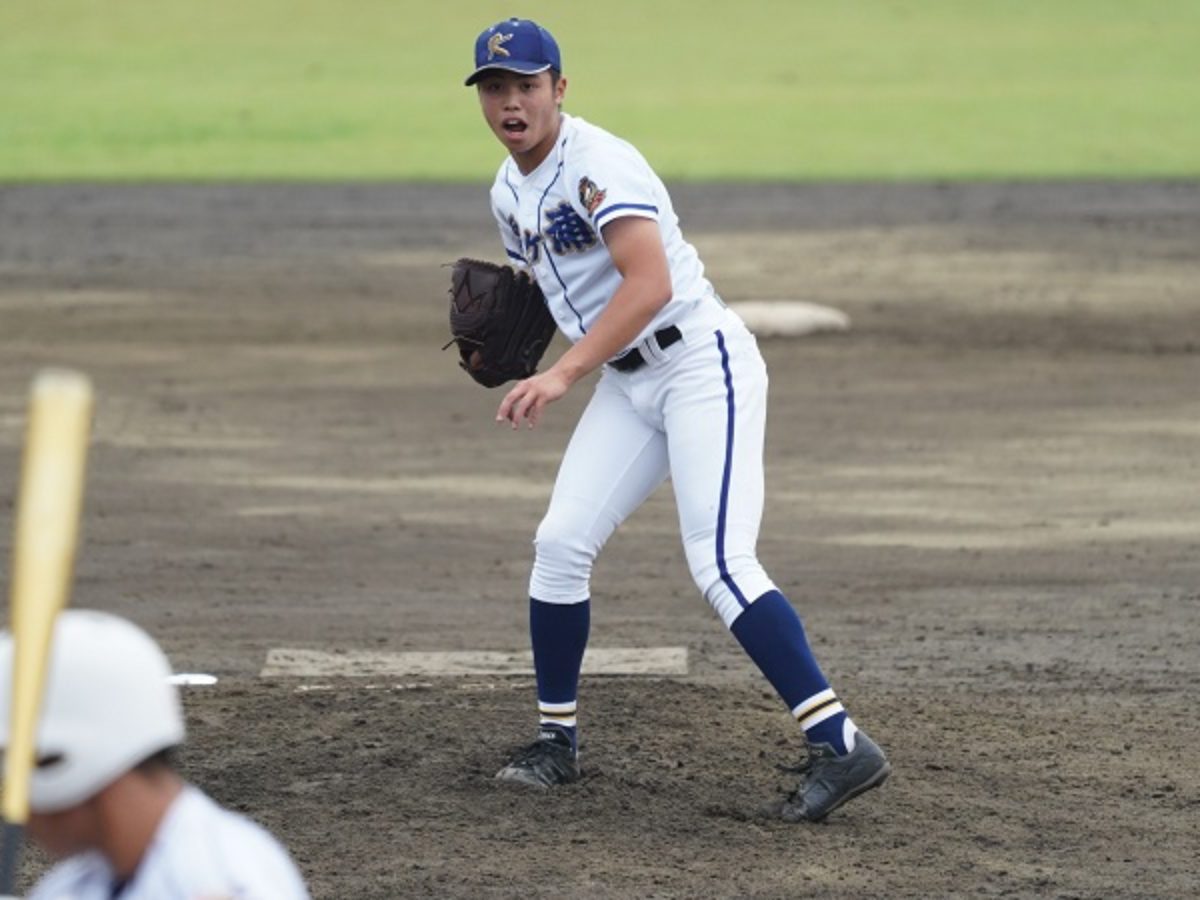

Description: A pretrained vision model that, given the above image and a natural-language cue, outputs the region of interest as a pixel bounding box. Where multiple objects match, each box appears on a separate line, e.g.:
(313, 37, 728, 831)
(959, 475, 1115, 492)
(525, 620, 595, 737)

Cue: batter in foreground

(466, 17, 890, 822)
(0, 611, 310, 899)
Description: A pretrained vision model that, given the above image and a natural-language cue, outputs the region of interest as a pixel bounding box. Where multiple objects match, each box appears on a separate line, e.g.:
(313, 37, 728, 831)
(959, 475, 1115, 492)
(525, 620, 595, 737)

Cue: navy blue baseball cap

(464, 18, 562, 86)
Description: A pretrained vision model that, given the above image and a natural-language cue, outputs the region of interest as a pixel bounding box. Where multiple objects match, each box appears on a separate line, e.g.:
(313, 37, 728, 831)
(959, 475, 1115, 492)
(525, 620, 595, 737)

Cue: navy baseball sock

(731, 590, 856, 755)
(530, 597, 590, 755)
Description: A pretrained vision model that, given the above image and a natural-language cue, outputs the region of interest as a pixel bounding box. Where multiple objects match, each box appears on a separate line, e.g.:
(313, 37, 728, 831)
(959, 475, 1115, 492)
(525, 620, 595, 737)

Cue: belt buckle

(610, 325, 679, 373)
(640, 327, 677, 367)
(610, 346, 643, 372)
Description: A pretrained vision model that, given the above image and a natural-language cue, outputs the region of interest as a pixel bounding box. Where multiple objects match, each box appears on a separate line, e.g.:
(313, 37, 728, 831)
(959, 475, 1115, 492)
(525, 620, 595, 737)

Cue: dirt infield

(1, 182, 1198, 898)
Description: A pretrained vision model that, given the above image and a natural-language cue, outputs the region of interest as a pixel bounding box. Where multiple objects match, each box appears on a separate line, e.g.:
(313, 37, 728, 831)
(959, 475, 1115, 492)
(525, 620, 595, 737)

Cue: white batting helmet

(0, 609, 185, 813)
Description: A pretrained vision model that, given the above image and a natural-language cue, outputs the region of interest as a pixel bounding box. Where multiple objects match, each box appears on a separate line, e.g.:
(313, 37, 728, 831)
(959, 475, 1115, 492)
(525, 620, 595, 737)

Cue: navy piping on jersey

(714, 330, 750, 610)
(501, 162, 524, 261)
(536, 135, 586, 334)
(593, 202, 659, 230)
(503, 164, 520, 205)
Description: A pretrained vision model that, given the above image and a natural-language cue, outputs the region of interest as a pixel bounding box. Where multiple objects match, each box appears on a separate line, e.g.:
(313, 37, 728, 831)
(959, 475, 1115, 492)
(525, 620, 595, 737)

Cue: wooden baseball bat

(0, 370, 94, 893)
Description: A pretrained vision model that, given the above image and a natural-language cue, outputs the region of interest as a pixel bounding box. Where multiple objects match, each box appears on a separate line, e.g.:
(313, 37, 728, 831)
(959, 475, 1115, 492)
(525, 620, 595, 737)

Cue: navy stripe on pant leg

(714, 330, 749, 610)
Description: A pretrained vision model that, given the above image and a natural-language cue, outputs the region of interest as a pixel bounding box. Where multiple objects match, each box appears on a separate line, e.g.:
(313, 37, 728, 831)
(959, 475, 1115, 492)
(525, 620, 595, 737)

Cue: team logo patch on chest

(543, 201, 597, 254)
(578, 177, 607, 216)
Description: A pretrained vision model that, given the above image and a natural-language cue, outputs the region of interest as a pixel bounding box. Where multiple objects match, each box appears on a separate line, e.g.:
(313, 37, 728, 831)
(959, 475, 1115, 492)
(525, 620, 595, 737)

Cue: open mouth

(502, 118, 528, 137)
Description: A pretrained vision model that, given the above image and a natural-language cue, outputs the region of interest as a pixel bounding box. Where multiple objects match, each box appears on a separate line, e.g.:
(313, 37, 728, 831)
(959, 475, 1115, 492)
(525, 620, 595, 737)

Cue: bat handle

(0, 821, 24, 895)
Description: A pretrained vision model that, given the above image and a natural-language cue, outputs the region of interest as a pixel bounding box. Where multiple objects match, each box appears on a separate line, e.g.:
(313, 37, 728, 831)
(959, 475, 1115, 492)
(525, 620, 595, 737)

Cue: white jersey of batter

(490, 113, 714, 354)
(28, 785, 310, 900)
(491, 113, 781, 626)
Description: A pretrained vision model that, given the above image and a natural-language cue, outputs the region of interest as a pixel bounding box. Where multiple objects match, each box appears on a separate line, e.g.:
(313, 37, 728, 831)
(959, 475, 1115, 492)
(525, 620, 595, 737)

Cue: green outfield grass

(2, 0, 1198, 180)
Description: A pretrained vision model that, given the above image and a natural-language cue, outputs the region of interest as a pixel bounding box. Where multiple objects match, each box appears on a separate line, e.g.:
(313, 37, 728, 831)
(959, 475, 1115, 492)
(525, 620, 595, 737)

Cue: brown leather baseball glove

(444, 258, 558, 388)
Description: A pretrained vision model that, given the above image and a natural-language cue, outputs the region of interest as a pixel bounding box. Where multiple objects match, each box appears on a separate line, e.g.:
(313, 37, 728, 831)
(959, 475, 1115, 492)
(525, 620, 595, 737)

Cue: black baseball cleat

(777, 731, 891, 823)
(495, 729, 581, 787)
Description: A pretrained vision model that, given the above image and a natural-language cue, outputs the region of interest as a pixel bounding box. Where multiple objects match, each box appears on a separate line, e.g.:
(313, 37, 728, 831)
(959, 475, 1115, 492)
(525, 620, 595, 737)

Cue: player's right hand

(496, 368, 571, 429)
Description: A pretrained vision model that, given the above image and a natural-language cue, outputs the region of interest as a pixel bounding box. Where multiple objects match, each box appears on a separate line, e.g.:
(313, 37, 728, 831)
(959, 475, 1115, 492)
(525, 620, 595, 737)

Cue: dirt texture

(1, 182, 1198, 898)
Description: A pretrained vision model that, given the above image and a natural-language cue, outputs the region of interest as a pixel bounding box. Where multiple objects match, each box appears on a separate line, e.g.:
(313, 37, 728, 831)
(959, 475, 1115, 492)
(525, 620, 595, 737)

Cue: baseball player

(0, 610, 310, 899)
(465, 19, 891, 821)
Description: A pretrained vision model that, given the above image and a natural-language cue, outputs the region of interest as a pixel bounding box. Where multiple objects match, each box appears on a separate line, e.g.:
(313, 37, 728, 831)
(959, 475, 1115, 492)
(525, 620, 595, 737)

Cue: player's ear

(553, 73, 567, 106)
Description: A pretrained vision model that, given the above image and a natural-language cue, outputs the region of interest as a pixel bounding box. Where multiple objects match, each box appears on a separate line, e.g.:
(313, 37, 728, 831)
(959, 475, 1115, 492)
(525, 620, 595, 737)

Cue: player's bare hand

(496, 369, 570, 429)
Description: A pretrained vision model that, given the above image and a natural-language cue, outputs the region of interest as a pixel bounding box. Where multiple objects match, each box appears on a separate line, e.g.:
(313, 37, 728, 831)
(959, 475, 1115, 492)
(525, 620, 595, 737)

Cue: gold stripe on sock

(797, 697, 841, 728)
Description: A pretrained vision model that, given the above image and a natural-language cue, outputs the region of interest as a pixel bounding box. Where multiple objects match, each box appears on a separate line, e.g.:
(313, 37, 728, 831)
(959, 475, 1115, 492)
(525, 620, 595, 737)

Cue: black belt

(609, 326, 682, 373)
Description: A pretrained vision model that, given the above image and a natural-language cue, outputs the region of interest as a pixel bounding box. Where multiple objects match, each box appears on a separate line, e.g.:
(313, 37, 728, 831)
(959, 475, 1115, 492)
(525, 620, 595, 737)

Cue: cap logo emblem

(487, 32, 513, 60)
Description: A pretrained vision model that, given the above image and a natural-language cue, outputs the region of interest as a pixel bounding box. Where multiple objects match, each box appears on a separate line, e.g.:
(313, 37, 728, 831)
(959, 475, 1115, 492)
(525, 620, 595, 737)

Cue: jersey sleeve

(135, 789, 312, 900)
(567, 138, 661, 239)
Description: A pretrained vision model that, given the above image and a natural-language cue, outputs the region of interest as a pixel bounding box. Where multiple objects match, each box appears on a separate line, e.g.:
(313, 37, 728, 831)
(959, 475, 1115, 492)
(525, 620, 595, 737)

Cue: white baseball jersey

(490, 115, 781, 626)
(489, 113, 716, 352)
(28, 785, 309, 900)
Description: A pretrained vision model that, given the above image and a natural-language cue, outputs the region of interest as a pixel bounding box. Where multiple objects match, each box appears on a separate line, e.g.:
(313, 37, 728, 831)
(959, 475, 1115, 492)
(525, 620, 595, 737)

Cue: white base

(730, 301, 851, 337)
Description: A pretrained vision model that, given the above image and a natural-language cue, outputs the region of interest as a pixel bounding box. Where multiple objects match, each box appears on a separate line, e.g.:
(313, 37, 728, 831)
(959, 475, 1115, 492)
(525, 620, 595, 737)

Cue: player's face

(477, 70, 567, 173)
